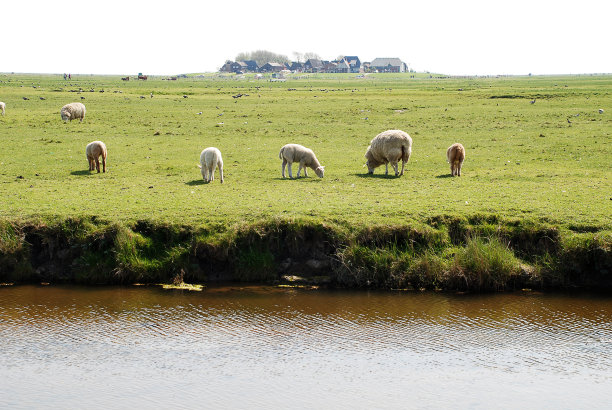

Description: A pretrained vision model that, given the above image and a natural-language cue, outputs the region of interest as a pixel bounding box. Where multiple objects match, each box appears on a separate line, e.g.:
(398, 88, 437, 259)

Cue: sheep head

(315, 166, 325, 178)
(364, 149, 383, 174)
(61, 112, 71, 122)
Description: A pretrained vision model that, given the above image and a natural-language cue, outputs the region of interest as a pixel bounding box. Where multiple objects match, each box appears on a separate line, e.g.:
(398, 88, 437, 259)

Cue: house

(287, 61, 304, 72)
(304, 59, 324, 72)
(370, 58, 408, 73)
(334, 58, 351, 73)
(259, 62, 285, 72)
(220, 60, 234, 72)
(242, 60, 259, 72)
(343, 56, 361, 73)
(231, 61, 248, 73)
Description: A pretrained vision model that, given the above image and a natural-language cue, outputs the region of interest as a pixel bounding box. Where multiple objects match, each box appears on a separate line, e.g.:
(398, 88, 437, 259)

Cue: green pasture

(1, 73, 610, 228)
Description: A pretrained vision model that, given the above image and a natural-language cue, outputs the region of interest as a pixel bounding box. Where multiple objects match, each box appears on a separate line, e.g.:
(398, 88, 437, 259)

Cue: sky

(3, 0, 610, 76)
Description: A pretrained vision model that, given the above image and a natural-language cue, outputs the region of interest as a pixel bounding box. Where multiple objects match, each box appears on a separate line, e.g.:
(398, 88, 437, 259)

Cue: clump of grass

(445, 236, 523, 291)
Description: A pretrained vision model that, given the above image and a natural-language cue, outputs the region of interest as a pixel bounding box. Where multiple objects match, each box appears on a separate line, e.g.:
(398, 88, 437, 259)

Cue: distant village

(220, 56, 409, 74)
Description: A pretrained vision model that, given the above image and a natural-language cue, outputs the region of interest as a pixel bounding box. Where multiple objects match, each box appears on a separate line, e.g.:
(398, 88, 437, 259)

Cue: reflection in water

(1, 285, 611, 409)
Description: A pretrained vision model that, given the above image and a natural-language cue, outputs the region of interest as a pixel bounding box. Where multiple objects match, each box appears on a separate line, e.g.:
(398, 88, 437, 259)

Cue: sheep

(364, 129, 412, 176)
(86, 141, 107, 173)
(599, 109, 604, 114)
(279, 144, 325, 179)
(0, 102, 5, 116)
(198, 147, 224, 183)
(446, 143, 466, 177)
(60, 102, 86, 122)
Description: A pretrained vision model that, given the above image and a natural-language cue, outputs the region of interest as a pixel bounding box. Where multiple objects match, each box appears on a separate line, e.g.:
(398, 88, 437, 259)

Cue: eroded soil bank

(0, 216, 610, 292)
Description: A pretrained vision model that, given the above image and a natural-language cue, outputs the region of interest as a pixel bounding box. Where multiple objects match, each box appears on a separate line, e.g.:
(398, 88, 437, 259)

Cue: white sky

(3, 0, 610, 76)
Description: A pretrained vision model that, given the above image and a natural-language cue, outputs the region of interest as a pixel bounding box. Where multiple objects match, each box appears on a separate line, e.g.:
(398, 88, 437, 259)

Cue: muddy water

(1, 285, 610, 409)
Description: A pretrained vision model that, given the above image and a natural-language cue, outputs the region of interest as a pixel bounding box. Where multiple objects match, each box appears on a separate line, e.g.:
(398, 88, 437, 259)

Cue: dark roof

(305, 59, 323, 68)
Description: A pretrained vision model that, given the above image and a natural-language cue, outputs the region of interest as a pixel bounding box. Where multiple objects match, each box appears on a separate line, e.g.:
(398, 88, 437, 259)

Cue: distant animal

(0, 101, 5, 115)
(279, 144, 325, 179)
(530, 99, 536, 104)
(364, 129, 412, 176)
(150, 92, 153, 98)
(86, 141, 107, 173)
(60, 102, 86, 122)
(447, 143, 466, 177)
(198, 147, 224, 183)
(599, 109, 604, 114)
(138, 75, 147, 80)
(22, 97, 29, 100)
(121, 77, 130, 81)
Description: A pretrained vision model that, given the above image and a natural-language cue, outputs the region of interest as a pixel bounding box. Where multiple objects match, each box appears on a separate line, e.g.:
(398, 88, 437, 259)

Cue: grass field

(1, 72, 610, 227)
(0, 72, 610, 289)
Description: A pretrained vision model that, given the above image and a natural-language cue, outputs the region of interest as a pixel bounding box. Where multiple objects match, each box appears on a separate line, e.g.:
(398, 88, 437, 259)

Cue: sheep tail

(278, 147, 284, 160)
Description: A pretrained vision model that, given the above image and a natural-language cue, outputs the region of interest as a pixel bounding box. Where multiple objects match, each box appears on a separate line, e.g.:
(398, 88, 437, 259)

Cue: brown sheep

(447, 143, 465, 176)
(86, 141, 107, 173)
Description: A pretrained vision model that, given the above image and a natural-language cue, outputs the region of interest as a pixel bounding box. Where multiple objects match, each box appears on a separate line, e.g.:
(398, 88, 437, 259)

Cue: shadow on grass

(185, 179, 207, 186)
(271, 177, 323, 181)
(435, 174, 453, 179)
(70, 170, 91, 176)
(353, 173, 400, 179)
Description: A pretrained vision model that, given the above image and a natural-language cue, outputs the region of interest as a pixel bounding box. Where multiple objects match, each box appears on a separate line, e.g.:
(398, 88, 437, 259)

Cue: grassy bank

(1, 73, 610, 290)
(0, 216, 610, 291)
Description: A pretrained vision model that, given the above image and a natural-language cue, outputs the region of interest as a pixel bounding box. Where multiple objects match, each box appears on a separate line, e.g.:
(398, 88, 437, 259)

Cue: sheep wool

(86, 141, 107, 173)
(60, 102, 86, 122)
(365, 130, 413, 176)
(0, 102, 5, 116)
(198, 147, 224, 183)
(279, 144, 325, 179)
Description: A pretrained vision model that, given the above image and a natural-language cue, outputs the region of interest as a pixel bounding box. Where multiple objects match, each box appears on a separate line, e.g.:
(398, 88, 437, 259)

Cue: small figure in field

(364, 129, 412, 176)
(60, 102, 86, 122)
(447, 143, 465, 177)
(198, 147, 224, 183)
(279, 143, 325, 179)
(86, 141, 107, 173)
(0, 102, 5, 116)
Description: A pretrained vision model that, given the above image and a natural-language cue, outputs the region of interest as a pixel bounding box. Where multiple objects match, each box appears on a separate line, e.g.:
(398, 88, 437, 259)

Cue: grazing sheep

(86, 141, 107, 173)
(599, 109, 604, 114)
(198, 147, 224, 183)
(364, 129, 412, 176)
(447, 143, 466, 176)
(279, 144, 325, 179)
(0, 102, 5, 116)
(60, 102, 86, 122)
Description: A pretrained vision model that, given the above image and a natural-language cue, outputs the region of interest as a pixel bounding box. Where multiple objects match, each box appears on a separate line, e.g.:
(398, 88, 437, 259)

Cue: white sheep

(60, 102, 86, 122)
(86, 141, 107, 173)
(364, 129, 412, 176)
(279, 144, 325, 178)
(198, 147, 224, 183)
(0, 102, 5, 116)
(599, 109, 604, 114)
(447, 142, 466, 176)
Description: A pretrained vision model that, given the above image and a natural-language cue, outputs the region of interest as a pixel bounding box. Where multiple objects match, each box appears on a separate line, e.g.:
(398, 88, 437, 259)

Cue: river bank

(1, 215, 609, 291)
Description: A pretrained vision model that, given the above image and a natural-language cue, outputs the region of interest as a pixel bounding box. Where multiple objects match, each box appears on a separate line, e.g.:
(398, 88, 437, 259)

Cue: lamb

(364, 129, 412, 176)
(446, 143, 466, 176)
(279, 144, 325, 178)
(60, 102, 86, 122)
(198, 147, 224, 183)
(86, 141, 107, 173)
(0, 102, 5, 116)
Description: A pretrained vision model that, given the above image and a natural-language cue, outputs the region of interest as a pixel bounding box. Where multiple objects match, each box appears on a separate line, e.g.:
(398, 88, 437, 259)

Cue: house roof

(370, 58, 404, 67)
(305, 59, 323, 68)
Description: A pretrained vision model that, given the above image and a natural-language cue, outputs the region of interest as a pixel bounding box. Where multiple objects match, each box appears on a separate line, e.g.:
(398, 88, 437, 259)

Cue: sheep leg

(282, 159, 287, 178)
(102, 157, 106, 173)
(450, 164, 454, 176)
(391, 161, 399, 176)
(288, 163, 293, 179)
(302, 163, 308, 177)
(219, 163, 224, 183)
(457, 163, 461, 177)
(400, 161, 405, 176)
(385, 163, 389, 175)
(209, 165, 215, 182)
(95, 157, 100, 173)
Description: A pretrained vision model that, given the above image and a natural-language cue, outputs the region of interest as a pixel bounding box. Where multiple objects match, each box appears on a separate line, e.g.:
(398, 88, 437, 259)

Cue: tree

(235, 50, 289, 66)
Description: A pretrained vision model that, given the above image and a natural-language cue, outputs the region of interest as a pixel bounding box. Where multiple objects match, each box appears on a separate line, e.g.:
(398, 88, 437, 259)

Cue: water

(1, 285, 611, 409)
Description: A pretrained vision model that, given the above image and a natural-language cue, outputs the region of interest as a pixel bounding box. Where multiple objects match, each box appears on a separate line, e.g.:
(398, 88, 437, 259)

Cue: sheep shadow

(185, 179, 207, 186)
(353, 173, 401, 179)
(435, 174, 453, 179)
(70, 170, 92, 176)
(272, 177, 322, 182)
